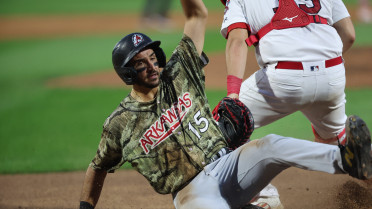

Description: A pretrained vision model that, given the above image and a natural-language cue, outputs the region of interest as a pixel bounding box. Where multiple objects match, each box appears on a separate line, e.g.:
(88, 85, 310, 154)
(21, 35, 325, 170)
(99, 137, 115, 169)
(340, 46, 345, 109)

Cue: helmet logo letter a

(132, 34, 144, 47)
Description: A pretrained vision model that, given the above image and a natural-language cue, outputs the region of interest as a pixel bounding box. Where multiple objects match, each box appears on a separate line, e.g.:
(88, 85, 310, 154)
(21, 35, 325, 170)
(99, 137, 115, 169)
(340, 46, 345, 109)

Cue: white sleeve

(220, 0, 248, 38)
(331, 0, 350, 24)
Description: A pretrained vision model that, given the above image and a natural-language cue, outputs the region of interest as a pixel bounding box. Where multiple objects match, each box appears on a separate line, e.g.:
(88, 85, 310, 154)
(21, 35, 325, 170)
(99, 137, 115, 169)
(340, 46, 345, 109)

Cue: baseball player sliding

(79, 0, 372, 209)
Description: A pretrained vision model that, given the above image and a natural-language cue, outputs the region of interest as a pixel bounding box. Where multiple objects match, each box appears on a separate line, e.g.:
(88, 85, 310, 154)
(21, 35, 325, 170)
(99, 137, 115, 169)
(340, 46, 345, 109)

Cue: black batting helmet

(112, 33, 166, 85)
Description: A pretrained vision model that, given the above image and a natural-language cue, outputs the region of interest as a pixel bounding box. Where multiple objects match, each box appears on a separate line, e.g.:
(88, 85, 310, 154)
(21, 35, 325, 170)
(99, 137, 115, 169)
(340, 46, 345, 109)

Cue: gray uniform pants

(173, 134, 345, 209)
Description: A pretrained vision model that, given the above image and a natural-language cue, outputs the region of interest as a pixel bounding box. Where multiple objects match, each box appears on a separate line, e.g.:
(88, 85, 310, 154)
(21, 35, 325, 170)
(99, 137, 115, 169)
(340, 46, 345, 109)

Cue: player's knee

(253, 134, 283, 150)
(261, 134, 283, 143)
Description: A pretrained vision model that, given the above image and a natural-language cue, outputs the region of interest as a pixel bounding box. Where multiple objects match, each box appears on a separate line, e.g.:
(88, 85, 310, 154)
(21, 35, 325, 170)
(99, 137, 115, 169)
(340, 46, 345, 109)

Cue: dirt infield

(1, 11, 372, 209)
(1, 168, 372, 209)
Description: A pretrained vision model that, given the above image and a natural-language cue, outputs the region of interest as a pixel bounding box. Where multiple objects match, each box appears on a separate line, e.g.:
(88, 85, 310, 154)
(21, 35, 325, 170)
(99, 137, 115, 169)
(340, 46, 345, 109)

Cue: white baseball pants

(239, 60, 347, 140)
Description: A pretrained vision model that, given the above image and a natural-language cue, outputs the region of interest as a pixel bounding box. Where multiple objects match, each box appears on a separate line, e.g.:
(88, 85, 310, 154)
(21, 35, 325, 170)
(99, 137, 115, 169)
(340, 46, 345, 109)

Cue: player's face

(131, 48, 161, 88)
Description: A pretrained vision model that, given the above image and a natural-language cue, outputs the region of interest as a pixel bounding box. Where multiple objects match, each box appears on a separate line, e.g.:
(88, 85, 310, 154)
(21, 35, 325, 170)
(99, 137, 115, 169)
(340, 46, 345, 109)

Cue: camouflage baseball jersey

(90, 35, 227, 194)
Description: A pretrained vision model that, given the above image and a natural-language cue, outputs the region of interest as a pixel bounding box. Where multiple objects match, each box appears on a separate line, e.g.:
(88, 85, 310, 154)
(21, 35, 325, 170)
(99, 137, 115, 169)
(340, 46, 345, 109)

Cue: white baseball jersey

(221, 0, 350, 67)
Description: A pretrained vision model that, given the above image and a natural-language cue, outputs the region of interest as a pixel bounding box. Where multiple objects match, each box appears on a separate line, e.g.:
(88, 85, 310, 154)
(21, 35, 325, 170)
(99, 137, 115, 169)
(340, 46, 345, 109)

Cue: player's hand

(227, 93, 239, 99)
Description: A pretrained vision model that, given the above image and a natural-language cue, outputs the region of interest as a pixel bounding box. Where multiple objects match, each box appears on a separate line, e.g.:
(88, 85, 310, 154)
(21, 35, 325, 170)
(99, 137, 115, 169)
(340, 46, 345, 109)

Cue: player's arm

(79, 166, 107, 208)
(181, 0, 208, 55)
(225, 28, 249, 99)
(333, 17, 355, 53)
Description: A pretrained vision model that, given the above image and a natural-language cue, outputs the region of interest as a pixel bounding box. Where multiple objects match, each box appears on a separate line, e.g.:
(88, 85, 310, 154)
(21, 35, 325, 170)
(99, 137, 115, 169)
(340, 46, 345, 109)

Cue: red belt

(275, 56, 343, 70)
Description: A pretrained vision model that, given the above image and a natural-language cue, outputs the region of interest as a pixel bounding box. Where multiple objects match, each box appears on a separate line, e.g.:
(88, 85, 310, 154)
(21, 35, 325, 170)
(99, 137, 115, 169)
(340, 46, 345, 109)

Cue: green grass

(0, 88, 129, 173)
(0, 0, 144, 16)
(354, 22, 372, 46)
(0, 0, 224, 16)
(0, 0, 360, 16)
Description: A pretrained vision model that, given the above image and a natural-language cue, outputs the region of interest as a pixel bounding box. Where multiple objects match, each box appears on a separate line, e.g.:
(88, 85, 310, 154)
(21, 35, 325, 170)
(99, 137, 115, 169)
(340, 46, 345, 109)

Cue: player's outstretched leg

(340, 115, 372, 180)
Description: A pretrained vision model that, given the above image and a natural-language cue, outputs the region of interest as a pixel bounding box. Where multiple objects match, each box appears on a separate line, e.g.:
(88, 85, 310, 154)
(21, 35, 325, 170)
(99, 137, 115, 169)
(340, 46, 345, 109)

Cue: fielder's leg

(301, 60, 347, 145)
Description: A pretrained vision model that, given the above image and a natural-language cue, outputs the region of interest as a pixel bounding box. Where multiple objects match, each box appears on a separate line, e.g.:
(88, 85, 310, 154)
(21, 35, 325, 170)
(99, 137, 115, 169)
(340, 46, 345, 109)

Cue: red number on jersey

(273, 0, 321, 14)
(299, 0, 321, 14)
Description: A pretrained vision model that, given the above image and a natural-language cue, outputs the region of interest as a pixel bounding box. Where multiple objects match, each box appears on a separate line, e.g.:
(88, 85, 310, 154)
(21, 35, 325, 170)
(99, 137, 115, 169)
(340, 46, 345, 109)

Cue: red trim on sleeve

(226, 22, 251, 39)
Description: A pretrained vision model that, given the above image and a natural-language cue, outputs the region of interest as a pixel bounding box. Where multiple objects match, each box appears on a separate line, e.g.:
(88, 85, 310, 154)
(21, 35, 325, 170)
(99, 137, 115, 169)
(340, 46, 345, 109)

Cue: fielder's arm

(182, 0, 208, 55)
(333, 17, 355, 53)
(225, 28, 249, 98)
(79, 166, 107, 208)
